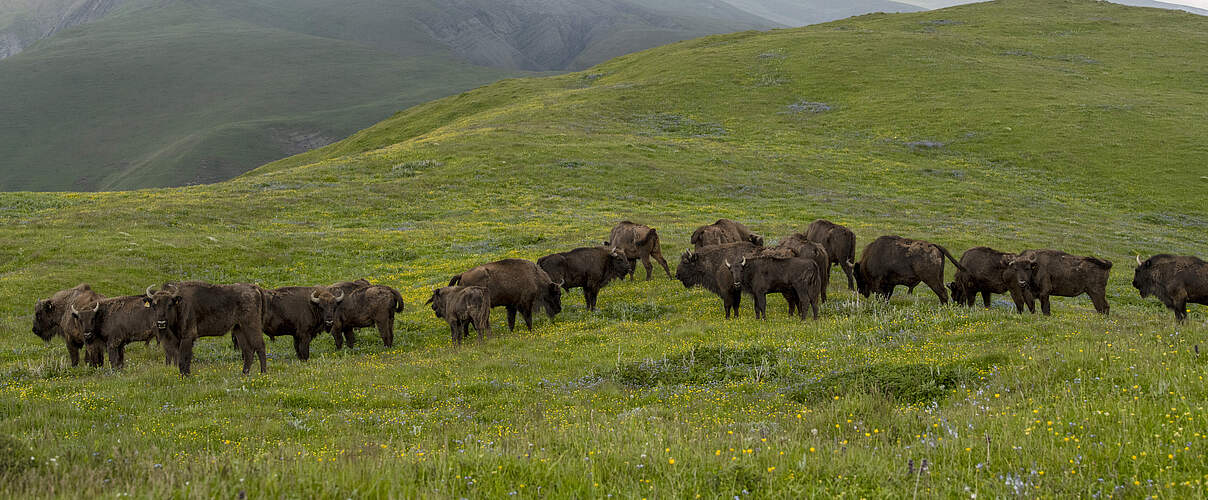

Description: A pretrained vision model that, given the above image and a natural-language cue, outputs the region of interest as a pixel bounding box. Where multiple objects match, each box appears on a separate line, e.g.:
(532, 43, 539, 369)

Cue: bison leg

(782, 291, 797, 316)
(521, 307, 534, 332)
(345, 328, 358, 348)
(754, 292, 768, 320)
(84, 342, 105, 368)
(450, 322, 461, 347)
(627, 259, 638, 281)
(158, 330, 179, 366)
(108, 344, 124, 370)
(505, 306, 518, 332)
(584, 286, 600, 311)
(640, 254, 655, 281)
(652, 251, 672, 279)
(926, 279, 949, 305)
(293, 335, 311, 361)
(378, 314, 395, 348)
(1088, 289, 1110, 315)
(841, 260, 855, 291)
(66, 340, 81, 367)
(1039, 295, 1052, 316)
(177, 334, 196, 376)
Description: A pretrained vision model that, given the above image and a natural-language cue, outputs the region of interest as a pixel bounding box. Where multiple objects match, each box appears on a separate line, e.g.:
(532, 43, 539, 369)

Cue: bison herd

(30, 218, 1208, 376)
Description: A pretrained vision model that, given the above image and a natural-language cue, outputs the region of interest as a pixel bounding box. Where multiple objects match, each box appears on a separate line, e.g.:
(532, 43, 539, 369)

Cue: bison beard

(537, 246, 629, 311)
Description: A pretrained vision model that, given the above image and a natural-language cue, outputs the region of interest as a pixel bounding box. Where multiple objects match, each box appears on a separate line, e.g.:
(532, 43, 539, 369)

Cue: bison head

(310, 288, 345, 332)
(675, 250, 703, 289)
(1132, 255, 1159, 299)
(143, 284, 182, 332)
(1007, 258, 1039, 291)
(748, 234, 765, 247)
(542, 280, 563, 319)
(426, 288, 447, 318)
(723, 256, 746, 291)
(63, 302, 102, 344)
(853, 261, 871, 297)
(32, 299, 59, 341)
(606, 247, 631, 280)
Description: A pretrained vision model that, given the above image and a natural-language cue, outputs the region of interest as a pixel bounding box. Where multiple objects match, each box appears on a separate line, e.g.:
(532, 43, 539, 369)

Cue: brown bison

(329, 279, 372, 294)
(144, 282, 268, 376)
(947, 246, 1032, 313)
(690, 219, 764, 249)
(854, 236, 966, 303)
(538, 246, 630, 311)
(262, 286, 345, 360)
(426, 285, 492, 346)
(675, 242, 760, 318)
(1009, 249, 1112, 315)
(330, 285, 404, 349)
(64, 296, 158, 370)
(733, 253, 822, 320)
(449, 259, 562, 332)
(774, 233, 831, 304)
(605, 221, 672, 280)
(1133, 254, 1208, 322)
(805, 219, 857, 290)
(33, 284, 105, 367)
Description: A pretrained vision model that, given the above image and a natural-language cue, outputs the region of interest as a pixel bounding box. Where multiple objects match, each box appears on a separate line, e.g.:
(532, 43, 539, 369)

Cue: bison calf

(605, 221, 671, 280)
(538, 246, 630, 311)
(427, 286, 492, 346)
(331, 285, 404, 349)
(854, 235, 965, 304)
(450, 259, 562, 332)
(1133, 254, 1207, 322)
(1009, 249, 1112, 316)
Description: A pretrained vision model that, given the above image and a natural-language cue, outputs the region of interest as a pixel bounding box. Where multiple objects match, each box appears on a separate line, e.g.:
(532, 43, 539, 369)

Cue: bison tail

(1088, 257, 1113, 269)
(937, 245, 967, 272)
(390, 287, 405, 312)
(449, 274, 462, 287)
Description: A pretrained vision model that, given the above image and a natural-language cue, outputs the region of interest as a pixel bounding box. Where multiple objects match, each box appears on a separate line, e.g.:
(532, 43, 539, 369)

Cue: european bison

(33, 284, 105, 367)
(262, 286, 345, 360)
(854, 236, 966, 304)
(330, 279, 372, 295)
(805, 219, 857, 290)
(774, 233, 832, 304)
(330, 285, 404, 349)
(426, 285, 491, 346)
(734, 253, 822, 320)
(64, 296, 157, 370)
(1133, 254, 1208, 322)
(690, 219, 764, 249)
(605, 221, 671, 280)
(675, 242, 760, 318)
(538, 246, 630, 311)
(1009, 249, 1112, 315)
(947, 246, 1032, 313)
(449, 259, 562, 332)
(144, 282, 268, 376)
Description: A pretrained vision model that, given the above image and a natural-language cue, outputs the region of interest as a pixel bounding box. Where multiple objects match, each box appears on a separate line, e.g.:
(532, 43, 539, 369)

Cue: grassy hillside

(2, 0, 1207, 497)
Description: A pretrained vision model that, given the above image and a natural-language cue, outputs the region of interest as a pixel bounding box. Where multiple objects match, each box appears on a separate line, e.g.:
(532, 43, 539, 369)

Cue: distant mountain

(720, 0, 923, 26)
(899, 0, 1208, 16)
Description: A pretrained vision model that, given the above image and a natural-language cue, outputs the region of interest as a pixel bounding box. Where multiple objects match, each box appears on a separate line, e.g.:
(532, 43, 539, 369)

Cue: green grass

(2, 0, 1208, 497)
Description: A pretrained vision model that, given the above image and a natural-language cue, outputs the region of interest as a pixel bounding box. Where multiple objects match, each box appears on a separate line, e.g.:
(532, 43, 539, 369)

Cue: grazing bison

(449, 259, 562, 332)
(426, 286, 492, 346)
(1009, 249, 1112, 316)
(675, 242, 760, 318)
(605, 221, 672, 280)
(330, 285, 404, 349)
(1133, 254, 1208, 322)
(64, 296, 157, 370)
(854, 236, 966, 304)
(947, 246, 1032, 313)
(32, 284, 105, 367)
(144, 282, 268, 376)
(774, 233, 832, 304)
(805, 219, 857, 290)
(262, 286, 345, 360)
(734, 253, 822, 320)
(690, 219, 764, 249)
(538, 246, 631, 311)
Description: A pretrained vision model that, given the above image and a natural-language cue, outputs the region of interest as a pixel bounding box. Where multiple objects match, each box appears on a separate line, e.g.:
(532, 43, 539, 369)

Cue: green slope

(1, 0, 1207, 497)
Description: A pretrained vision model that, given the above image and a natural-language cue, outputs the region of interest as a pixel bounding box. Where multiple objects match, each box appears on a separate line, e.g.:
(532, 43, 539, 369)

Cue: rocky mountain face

(0, 0, 125, 58)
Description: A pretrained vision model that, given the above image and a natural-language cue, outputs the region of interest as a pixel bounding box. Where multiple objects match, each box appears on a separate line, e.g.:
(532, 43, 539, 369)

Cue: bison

(774, 233, 831, 304)
(262, 286, 345, 360)
(675, 242, 760, 318)
(144, 282, 268, 376)
(426, 285, 492, 346)
(1008, 249, 1112, 315)
(64, 296, 158, 370)
(33, 284, 106, 367)
(690, 219, 764, 249)
(605, 221, 672, 280)
(947, 246, 1032, 313)
(733, 252, 822, 320)
(1133, 254, 1208, 322)
(449, 259, 562, 332)
(330, 285, 404, 349)
(538, 246, 630, 311)
(805, 219, 857, 291)
(854, 235, 966, 304)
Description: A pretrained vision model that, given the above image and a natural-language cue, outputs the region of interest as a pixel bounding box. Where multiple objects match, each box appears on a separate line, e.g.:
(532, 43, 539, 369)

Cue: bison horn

(335, 290, 344, 303)
(724, 259, 731, 268)
(557, 279, 566, 287)
(92, 302, 100, 312)
(1136, 255, 1143, 266)
(70, 304, 79, 316)
(310, 290, 321, 304)
(740, 256, 747, 266)
(146, 285, 156, 298)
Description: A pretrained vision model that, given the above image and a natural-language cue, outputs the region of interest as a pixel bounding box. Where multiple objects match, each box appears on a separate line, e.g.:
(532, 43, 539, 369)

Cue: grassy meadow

(1, 0, 1207, 497)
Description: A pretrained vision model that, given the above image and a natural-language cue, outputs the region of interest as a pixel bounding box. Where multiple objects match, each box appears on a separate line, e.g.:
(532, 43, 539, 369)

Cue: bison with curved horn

(260, 286, 345, 360)
(1008, 249, 1112, 316)
(1133, 254, 1207, 322)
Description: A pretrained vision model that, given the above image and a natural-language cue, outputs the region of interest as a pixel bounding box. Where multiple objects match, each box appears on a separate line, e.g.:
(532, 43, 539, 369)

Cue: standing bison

(63, 296, 157, 370)
(948, 246, 1032, 313)
(854, 236, 966, 304)
(1009, 249, 1112, 315)
(675, 242, 760, 318)
(32, 284, 105, 367)
(1133, 254, 1208, 322)
(144, 282, 268, 376)
(605, 221, 671, 280)
(330, 285, 404, 349)
(427, 285, 492, 346)
(690, 219, 764, 249)
(734, 252, 823, 320)
(262, 286, 344, 360)
(774, 233, 831, 304)
(805, 219, 857, 290)
(450, 259, 562, 331)
(538, 246, 630, 311)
